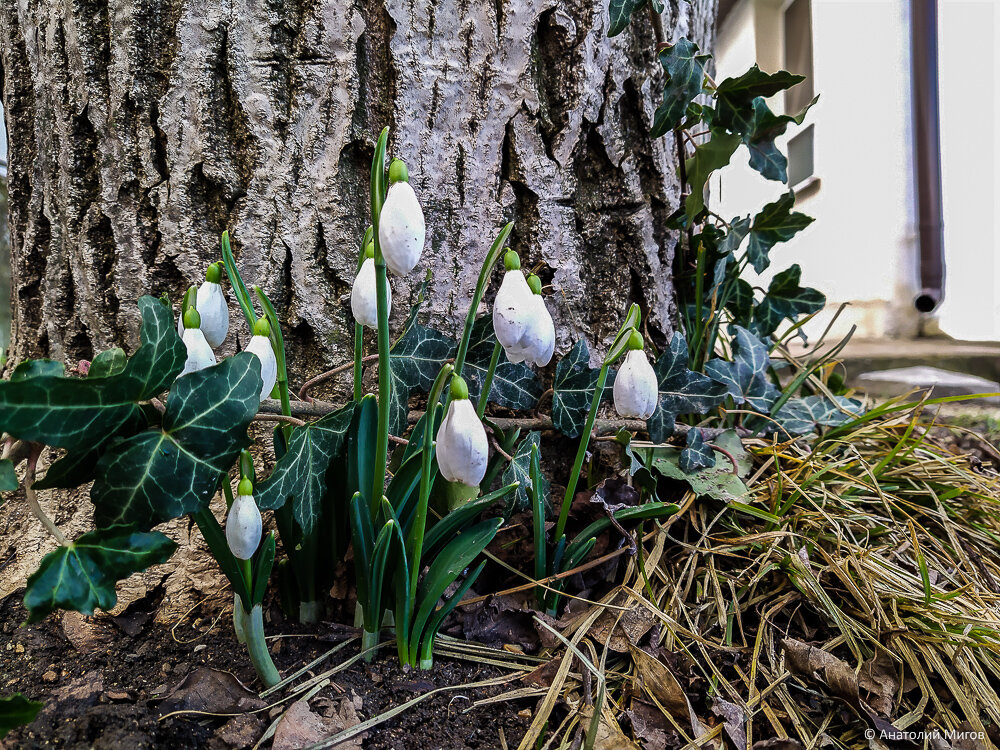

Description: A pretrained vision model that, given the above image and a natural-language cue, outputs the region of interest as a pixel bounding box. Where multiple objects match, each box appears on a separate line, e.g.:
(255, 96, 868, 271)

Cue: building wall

(714, 0, 999, 342)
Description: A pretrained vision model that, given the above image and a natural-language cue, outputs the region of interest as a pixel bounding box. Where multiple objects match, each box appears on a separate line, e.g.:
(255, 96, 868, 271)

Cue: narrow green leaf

(0, 694, 43, 738)
(423, 483, 515, 559)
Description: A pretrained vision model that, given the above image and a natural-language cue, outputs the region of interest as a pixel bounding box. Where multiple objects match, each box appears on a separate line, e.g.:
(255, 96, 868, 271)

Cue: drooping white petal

(378, 182, 425, 276)
(435, 399, 489, 487)
(613, 349, 659, 419)
(226, 493, 263, 560)
(518, 294, 555, 367)
(246, 334, 278, 402)
(493, 271, 534, 352)
(196, 281, 230, 348)
(180, 328, 217, 378)
(350, 257, 390, 329)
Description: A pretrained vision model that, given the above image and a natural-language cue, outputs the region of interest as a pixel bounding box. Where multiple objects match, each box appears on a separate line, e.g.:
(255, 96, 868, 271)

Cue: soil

(0, 591, 531, 749)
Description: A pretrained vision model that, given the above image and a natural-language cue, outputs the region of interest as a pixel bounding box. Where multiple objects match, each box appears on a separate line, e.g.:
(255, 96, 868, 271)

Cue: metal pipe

(910, 0, 946, 313)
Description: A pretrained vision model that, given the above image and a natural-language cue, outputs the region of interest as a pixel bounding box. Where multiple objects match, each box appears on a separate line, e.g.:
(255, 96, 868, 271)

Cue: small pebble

(193, 644, 207, 653)
(15, 644, 24, 654)
(42, 670, 57, 683)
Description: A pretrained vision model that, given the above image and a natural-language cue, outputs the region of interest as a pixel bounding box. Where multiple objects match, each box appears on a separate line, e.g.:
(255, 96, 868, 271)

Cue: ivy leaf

(718, 217, 752, 256)
(23, 526, 176, 623)
(685, 130, 741, 222)
(256, 403, 356, 533)
(772, 395, 864, 436)
(713, 65, 805, 136)
(650, 38, 710, 137)
(726, 278, 755, 328)
(90, 353, 262, 529)
(502, 432, 550, 513)
(464, 316, 541, 411)
(0, 297, 184, 451)
(608, 0, 645, 37)
(553, 339, 606, 438)
(0, 694, 43, 738)
(747, 192, 814, 273)
(754, 264, 825, 336)
(704, 326, 779, 412)
(0, 459, 16, 494)
(745, 96, 817, 182)
(643, 429, 750, 502)
(388, 322, 455, 436)
(89, 348, 127, 378)
(11, 359, 64, 380)
(679, 428, 715, 473)
(646, 332, 727, 442)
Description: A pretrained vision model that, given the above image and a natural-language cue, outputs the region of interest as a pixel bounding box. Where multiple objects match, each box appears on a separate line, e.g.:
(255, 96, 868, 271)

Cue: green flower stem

(353, 227, 374, 402)
(371, 127, 391, 515)
(244, 603, 280, 688)
(254, 288, 293, 441)
(476, 341, 502, 418)
(222, 477, 235, 511)
(555, 362, 611, 541)
(220, 231, 256, 330)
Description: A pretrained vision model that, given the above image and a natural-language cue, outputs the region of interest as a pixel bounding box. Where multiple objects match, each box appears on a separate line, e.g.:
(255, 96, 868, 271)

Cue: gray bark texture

(1, 0, 716, 383)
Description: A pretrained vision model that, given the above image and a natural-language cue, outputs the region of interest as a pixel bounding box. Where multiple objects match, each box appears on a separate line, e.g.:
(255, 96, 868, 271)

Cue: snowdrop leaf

(646, 332, 727, 442)
(255, 402, 357, 534)
(650, 38, 711, 137)
(704, 326, 779, 412)
(754, 264, 825, 336)
(23, 525, 176, 623)
(464, 316, 541, 411)
(0, 297, 185, 451)
(90, 353, 262, 529)
(679, 428, 715, 473)
(502, 432, 550, 513)
(746, 192, 814, 273)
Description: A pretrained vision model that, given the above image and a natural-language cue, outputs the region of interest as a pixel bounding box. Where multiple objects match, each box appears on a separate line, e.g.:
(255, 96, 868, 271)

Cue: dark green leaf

(0, 694, 43, 738)
(89, 348, 127, 378)
(726, 278, 755, 327)
(745, 96, 817, 182)
(423, 482, 515, 559)
(463, 316, 541, 411)
(747, 192, 814, 273)
(754, 264, 825, 336)
(771, 395, 864, 436)
(90, 354, 262, 529)
(502, 432, 549, 513)
(718, 217, 752, 256)
(684, 130, 741, 222)
(553, 339, 603, 437)
(23, 526, 176, 623)
(0, 297, 184, 450)
(646, 332, 727, 442)
(255, 403, 356, 533)
(389, 323, 455, 436)
(608, 0, 645, 37)
(679, 428, 715, 473)
(0, 459, 16, 493)
(643, 430, 750, 501)
(714, 65, 805, 136)
(704, 326, 779, 412)
(11, 359, 64, 380)
(650, 39, 710, 137)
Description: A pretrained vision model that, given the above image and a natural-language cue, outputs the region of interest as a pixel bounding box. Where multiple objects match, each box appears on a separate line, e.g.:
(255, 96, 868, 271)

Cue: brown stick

(297, 354, 379, 401)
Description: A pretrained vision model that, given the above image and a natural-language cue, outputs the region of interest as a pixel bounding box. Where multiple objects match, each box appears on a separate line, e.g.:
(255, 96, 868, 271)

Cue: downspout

(910, 0, 945, 314)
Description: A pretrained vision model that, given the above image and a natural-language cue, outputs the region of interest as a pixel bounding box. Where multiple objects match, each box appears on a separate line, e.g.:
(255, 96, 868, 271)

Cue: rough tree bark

(1, 0, 716, 382)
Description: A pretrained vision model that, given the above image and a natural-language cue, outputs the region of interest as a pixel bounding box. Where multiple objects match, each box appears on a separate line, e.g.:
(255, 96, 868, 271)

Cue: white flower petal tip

(179, 328, 217, 378)
(351, 257, 390, 329)
(613, 349, 659, 419)
(435, 399, 489, 488)
(196, 281, 229, 348)
(378, 182, 425, 276)
(226, 493, 263, 560)
(246, 334, 278, 402)
(493, 272, 555, 367)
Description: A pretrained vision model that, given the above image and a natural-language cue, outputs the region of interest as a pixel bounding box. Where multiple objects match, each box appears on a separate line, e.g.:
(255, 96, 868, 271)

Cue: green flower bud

(253, 317, 271, 337)
(503, 249, 521, 271)
(388, 158, 409, 184)
(526, 274, 542, 296)
(627, 329, 644, 351)
(206, 263, 223, 284)
(237, 477, 254, 496)
(364, 239, 375, 259)
(450, 375, 470, 401)
(183, 307, 202, 330)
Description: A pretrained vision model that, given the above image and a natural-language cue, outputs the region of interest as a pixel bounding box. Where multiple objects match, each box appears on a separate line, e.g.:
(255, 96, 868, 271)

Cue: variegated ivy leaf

(753, 264, 825, 336)
(649, 38, 711, 137)
(704, 326, 779, 413)
(553, 338, 614, 438)
(90, 353, 262, 530)
(0, 297, 184, 451)
(502, 431, 550, 513)
(646, 332, 727, 442)
(746, 192, 814, 274)
(745, 96, 817, 182)
(712, 65, 806, 137)
(608, 0, 663, 37)
(464, 316, 542, 412)
(256, 402, 356, 533)
(0, 459, 16, 494)
(771, 395, 864, 437)
(679, 428, 715, 473)
(388, 321, 456, 436)
(23, 525, 176, 623)
(641, 429, 750, 502)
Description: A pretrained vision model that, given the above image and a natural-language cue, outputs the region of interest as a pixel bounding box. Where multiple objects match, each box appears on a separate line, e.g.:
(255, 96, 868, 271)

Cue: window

(783, 0, 815, 186)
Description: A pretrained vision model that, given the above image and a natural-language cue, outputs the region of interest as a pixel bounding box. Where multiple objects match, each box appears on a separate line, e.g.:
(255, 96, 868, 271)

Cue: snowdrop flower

(179, 308, 217, 378)
(494, 254, 555, 367)
(435, 376, 489, 488)
(177, 263, 229, 348)
(378, 159, 425, 276)
(613, 330, 658, 419)
(226, 478, 262, 560)
(505, 274, 555, 367)
(350, 241, 390, 328)
(245, 317, 278, 402)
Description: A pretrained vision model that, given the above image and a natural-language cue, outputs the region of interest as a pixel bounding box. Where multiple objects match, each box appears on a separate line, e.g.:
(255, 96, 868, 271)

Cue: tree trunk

(1, 0, 716, 381)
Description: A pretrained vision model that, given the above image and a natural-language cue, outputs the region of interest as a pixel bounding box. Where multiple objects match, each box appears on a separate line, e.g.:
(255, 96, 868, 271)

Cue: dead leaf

(522, 657, 563, 688)
(461, 595, 540, 652)
(627, 699, 677, 750)
(629, 644, 717, 746)
(578, 704, 641, 750)
(591, 590, 656, 652)
(712, 697, 746, 750)
(858, 650, 899, 717)
(158, 668, 265, 715)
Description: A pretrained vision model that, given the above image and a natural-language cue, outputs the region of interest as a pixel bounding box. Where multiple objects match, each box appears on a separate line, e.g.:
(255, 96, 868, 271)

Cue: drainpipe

(910, 0, 945, 314)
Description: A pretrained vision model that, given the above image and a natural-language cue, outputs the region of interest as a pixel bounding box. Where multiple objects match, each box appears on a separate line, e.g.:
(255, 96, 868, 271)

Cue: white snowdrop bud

(613, 333, 659, 420)
(226, 479, 262, 560)
(351, 254, 390, 329)
(179, 309, 217, 378)
(378, 161, 425, 276)
(435, 377, 489, 488)
(493, 252, 534, 352)
(519, 275, 555, 367)
(245, 318, 278, 402)
(177, 264, 229, 348)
